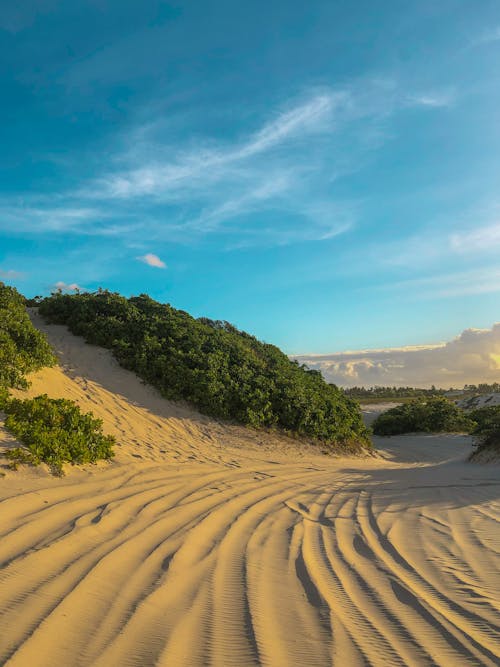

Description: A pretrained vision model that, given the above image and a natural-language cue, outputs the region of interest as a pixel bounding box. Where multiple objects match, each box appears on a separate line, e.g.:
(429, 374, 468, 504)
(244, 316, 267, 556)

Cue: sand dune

(1, 317, 499, 666)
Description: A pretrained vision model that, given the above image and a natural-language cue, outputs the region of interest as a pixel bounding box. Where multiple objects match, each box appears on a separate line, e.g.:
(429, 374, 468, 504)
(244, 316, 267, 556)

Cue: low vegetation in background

(344, 383, 500, 402)
(372, 397, 474, 436)
(468, 406, 500, 460)
(39, 290, 370, 451)
(2, 394, 115, 475)
(0, 282, 56, 390)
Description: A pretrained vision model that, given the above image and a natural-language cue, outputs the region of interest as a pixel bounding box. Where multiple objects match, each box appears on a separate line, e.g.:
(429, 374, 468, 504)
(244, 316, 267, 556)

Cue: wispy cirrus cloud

(94, 91, 343, 201)
(471, 26, 500, 46)
(382, 266, 500, 299)
(450, 222, 500, 253)
(0, 81, 459, 250)
(406, 90, 456, 108)
(0, 203, 104, 233)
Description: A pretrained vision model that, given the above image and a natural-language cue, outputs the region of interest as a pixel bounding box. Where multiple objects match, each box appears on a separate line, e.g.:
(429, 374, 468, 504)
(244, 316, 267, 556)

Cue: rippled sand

(1, 316, 499, 666)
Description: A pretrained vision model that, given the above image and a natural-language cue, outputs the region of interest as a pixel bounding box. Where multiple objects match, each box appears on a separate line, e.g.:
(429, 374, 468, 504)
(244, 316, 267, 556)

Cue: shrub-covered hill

(0, 282, 56, 391)
(39, 290, 370, 450)
(372, 396, 474, 436)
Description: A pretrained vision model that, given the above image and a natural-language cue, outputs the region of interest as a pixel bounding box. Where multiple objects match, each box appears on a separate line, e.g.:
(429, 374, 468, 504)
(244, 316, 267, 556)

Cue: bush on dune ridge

(0, 282, 56, 390)
(0, 282, 115, 475)
(468, 406, 500, 461)
(38, 290, 370, 451)
(372, 396, 474, 436)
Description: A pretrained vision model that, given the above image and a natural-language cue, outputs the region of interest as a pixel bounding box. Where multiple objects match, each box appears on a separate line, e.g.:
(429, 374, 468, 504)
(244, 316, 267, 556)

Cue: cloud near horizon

(53, 281, 82, 292)
(0, 269, 24, 279)
(294, 324, 500, 388)
(137, 253, 167, 268)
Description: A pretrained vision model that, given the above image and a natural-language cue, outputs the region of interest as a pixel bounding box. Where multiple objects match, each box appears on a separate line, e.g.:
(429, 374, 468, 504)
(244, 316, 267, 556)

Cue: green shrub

(468, 406, 500, 460)
(470, 428, 500, 460)
(468, 405, 500, 437)
(3, 394, 115, 475)
(0, 282, 56, 390)
(372, 396, 474, 436)
(39, 290, 370, 450)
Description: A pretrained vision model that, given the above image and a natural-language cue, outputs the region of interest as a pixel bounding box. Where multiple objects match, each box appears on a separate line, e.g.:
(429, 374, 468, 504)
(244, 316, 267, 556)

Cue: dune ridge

(1, 316, 499, 666)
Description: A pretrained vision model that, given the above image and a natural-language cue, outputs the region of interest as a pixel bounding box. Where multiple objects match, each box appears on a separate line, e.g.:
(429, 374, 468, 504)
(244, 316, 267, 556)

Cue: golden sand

(1, 314, 499, 666)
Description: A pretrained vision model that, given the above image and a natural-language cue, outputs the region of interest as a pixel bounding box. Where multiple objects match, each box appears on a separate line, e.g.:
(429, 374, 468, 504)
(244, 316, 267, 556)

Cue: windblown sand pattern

(1, 317, 499, 666)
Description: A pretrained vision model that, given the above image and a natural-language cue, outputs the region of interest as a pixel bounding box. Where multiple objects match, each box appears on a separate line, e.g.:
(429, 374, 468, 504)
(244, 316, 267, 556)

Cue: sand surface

(1, 316, 499, 666)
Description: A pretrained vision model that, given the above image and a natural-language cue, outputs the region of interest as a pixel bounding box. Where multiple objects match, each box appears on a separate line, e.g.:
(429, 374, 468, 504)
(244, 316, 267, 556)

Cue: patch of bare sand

(0, 316, 499, 666)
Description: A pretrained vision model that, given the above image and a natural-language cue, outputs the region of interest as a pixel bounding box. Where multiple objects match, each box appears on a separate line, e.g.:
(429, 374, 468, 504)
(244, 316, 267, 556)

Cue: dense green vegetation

(469, 406, 500, 437)
(468, 406, 500, 460)
(372, 397, 474, 436)
(0, 282, 115, 475)
(0, 282, 56, 390)
(345, 385, 445, 399)
(2, 394, 115, 475)
(39, 290, 370, 450)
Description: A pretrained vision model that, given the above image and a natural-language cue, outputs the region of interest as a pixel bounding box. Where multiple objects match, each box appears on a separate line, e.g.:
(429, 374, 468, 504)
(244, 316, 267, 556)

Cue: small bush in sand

(3, 394, 115, 475)
(372, 396, 474, 436)
(468, 406, 500, 461)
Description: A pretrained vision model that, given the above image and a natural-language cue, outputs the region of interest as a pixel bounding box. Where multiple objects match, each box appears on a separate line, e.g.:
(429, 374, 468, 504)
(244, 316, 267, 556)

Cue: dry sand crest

(1, 314, 499, 666)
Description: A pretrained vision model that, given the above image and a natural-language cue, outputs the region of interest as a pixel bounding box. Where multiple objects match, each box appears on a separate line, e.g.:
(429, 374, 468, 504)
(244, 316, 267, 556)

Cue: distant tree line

(371, 397, 500, 457)
(462, 383, 500, 394)
(38, 290, 370, 451)
(344, 383, 500, 399)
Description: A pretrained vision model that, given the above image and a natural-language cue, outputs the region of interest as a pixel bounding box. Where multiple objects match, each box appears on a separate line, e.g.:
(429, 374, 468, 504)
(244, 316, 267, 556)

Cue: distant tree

(372, 397, 474, 436)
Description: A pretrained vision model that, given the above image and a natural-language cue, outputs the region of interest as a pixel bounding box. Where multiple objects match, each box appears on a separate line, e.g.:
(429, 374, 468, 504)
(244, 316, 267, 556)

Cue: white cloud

(472, 26, 500, 46)
(294, 323, 500, 388)
(383, 267, 500, 299)
(0, 269, 24, 279)
(450, 222, 500, 253)
(96, 91, 342, 202)
(0, 202, 108, 234)
(137, 253, 166, 268)
(0, 82, 458, 250)
(53, 281, 82, 292)
(406, 90, 455, 108)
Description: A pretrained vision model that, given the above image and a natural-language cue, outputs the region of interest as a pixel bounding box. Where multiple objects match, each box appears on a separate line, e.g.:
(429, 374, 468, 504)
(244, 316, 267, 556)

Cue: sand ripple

(0, 317, 499, 666)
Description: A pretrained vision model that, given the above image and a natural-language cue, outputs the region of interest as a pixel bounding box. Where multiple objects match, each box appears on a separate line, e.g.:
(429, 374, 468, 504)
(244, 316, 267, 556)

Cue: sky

(297, 323, 500, 388)
(1, 1, 500, 381)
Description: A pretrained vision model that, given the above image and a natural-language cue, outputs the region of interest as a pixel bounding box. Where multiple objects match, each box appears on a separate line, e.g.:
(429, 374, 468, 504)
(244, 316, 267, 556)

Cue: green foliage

(3, 394, 115, 475)
(38, 290, 370, 450)
(345, 383, 500, 400)
(372, 396, 474, 436)
(468, 406, 500, 437)
(0, 282, 56, 390)
(345, 385, 445, 399)
(468, 406, 500, 459)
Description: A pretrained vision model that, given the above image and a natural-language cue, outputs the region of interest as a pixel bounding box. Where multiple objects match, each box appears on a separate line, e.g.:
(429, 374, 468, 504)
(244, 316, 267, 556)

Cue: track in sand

(0, 315, 499, 666)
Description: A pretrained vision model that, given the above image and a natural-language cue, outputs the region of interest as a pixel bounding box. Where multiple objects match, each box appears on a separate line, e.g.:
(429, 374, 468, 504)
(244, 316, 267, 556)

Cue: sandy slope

(458, 393, 500, 410)
(0, 318, 499, 666)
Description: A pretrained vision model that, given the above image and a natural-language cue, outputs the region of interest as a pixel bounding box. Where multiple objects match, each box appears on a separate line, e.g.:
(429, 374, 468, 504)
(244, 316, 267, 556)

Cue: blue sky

(1, 0, 499, 355)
